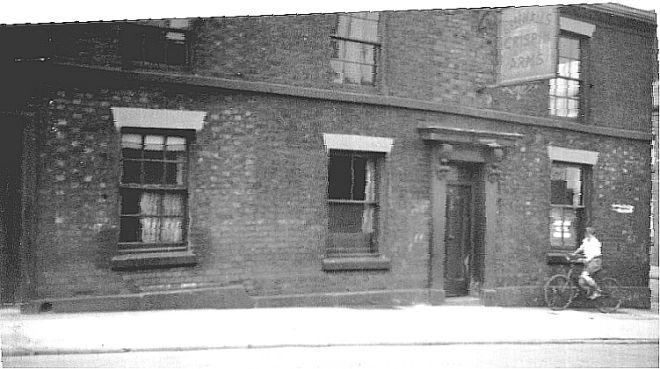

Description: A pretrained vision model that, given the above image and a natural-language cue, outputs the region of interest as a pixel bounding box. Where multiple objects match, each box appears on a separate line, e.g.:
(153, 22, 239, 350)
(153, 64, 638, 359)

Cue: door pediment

(417, 125, 522, 148)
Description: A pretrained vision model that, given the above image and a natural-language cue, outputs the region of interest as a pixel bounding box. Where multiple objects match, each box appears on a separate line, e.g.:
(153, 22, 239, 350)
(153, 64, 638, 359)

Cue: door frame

(419, 125, 521, 304)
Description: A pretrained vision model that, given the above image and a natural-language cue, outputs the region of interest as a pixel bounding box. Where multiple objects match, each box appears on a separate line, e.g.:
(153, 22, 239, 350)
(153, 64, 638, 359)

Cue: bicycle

(544, 254, 622, 313)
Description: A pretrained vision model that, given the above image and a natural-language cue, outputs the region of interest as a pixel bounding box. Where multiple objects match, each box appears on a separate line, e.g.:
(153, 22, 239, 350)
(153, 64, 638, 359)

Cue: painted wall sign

(611, 204, 634, 214)
(498, 6, 558, 86)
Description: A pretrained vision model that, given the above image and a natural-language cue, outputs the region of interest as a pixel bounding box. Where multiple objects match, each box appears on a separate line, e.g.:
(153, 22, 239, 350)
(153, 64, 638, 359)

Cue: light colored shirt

(575, 236, 602, 261)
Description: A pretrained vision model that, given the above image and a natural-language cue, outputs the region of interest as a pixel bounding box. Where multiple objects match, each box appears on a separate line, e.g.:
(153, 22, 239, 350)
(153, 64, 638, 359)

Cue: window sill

(322, 255, 391, 271)
(111, 251, 197, 270)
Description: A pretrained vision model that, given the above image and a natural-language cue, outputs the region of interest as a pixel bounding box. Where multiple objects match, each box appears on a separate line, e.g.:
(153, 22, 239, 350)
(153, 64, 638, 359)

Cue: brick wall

(11, 5, 655, 307)
(32, 82, 432, 299)
(31, 78, 652, 306)
(35, 7, 656, 134)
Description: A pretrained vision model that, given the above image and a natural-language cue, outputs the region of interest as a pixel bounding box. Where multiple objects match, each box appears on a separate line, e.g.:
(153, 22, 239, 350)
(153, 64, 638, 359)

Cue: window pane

(555, 96, 567, 110)
(349, 16, 378, 42)
(122, 134, 143, 159)
(554, 78, 567, 97)
(549, 79, 557, 96)
(121, 133, 142, 148)
(551, 164, 582, 206)
(364, 160, 376, 202)
(165, 136, 186, 151)
(559, 37, 580, 59)
(567, 99, 579, 118)
(165, 162, 185, 184)
(352, 156, 367, 201)
(166, 38, 187, 65)
(120, 217, 141, 242)
(141, 217, 160, 243)
(143, 161, 165, 183)
(122, 148, 142, 159)
(336, 14, 378, 43)
(139, 192, 161, 215)
(122, 160, 141, 184)
(565, 166, 582, 206)
(343, 41, 365, 64)
(567, 80, 579, 98)
(328, 154, 352, 199)
(558, 58, 571, 77)
(144, 135, 165, 151)
(160, 218, 183, 242)
(329, 203, 365, 233)
(336, 15, 351, 38)
(568, 60, 580, 79)
(121, 188, 141, 215)
(550, 207, 578, 248)
(162, 193, 183, 216)
(362, 204, 375, 233)
(144, 31, 166, 63)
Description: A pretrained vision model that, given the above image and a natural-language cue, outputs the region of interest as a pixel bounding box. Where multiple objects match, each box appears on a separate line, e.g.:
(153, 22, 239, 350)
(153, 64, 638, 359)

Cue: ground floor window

(327, 150, 380, 256)
(119, 130, 190, 253)
(550, 161, 590, 249)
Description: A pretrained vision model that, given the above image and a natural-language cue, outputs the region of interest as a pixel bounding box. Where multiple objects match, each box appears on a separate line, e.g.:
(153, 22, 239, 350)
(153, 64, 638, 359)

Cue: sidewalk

(2, 305, 658, 357)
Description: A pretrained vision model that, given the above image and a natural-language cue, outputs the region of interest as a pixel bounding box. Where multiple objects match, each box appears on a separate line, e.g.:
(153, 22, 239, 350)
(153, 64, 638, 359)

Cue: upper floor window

(549, 34, 584, 119)
(330, 12, 380, 86)
(120, 20, 190, 67)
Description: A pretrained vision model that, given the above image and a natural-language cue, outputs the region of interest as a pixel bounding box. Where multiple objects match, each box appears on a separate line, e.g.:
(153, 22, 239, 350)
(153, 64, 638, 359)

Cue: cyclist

(571, 227, 602, 299)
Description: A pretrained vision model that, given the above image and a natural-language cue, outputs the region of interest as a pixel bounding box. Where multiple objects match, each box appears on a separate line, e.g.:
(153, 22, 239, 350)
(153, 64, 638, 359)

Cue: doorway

(443, 163, 483, 297)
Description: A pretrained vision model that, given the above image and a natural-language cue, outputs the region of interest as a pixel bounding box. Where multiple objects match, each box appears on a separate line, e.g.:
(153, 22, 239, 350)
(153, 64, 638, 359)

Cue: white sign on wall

(611, 204, 634, 214)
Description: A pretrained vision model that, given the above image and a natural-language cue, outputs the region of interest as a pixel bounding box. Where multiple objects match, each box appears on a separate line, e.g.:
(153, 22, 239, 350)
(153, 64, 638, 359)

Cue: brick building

(0, 4, 656, 311)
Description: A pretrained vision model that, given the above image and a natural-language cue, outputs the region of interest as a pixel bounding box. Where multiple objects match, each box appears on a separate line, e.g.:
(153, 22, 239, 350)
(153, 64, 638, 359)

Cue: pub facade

(0, 4, 656, 311)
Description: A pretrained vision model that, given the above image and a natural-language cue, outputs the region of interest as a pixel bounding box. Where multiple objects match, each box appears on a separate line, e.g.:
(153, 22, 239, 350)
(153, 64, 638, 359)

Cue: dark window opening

(327, 150, 380, 256)
(121, 23, 189, 67)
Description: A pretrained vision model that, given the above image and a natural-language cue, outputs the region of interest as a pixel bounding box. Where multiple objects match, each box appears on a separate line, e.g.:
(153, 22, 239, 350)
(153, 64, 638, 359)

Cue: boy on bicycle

(571, 227, 602, 299)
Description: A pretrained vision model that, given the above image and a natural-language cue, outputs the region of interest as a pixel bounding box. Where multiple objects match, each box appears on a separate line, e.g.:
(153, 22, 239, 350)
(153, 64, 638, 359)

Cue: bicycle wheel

(596, 277, 622, 313)
(544, 275, 577, 310)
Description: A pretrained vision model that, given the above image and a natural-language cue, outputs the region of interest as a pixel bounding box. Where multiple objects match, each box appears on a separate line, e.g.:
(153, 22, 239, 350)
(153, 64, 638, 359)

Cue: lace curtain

(361, 159, 376, 234)
(139, 192, 183, 243)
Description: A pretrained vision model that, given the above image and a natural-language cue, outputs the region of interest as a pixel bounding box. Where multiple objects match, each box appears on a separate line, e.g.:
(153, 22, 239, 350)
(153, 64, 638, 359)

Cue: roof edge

(578, 3, 656, 24)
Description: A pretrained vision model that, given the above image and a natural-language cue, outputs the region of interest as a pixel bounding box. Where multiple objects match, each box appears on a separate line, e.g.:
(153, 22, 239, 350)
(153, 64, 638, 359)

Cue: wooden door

(444, 183, 472, 297)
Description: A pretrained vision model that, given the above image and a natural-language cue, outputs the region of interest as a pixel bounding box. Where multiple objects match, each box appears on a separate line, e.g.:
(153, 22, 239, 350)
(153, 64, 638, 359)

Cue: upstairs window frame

(330, 12, 381, 86)
(120, 22, 190, 68)
(549, 31, 588, 120)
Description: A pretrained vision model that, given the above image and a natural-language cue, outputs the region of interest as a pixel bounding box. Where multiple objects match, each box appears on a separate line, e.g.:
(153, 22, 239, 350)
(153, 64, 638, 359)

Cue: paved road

(4, 342, 658, 368)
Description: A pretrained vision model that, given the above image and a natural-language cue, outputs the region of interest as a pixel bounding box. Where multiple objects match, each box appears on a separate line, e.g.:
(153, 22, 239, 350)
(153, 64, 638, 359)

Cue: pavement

(1, 303, 658, 357)
(2, 267, 658, 357)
